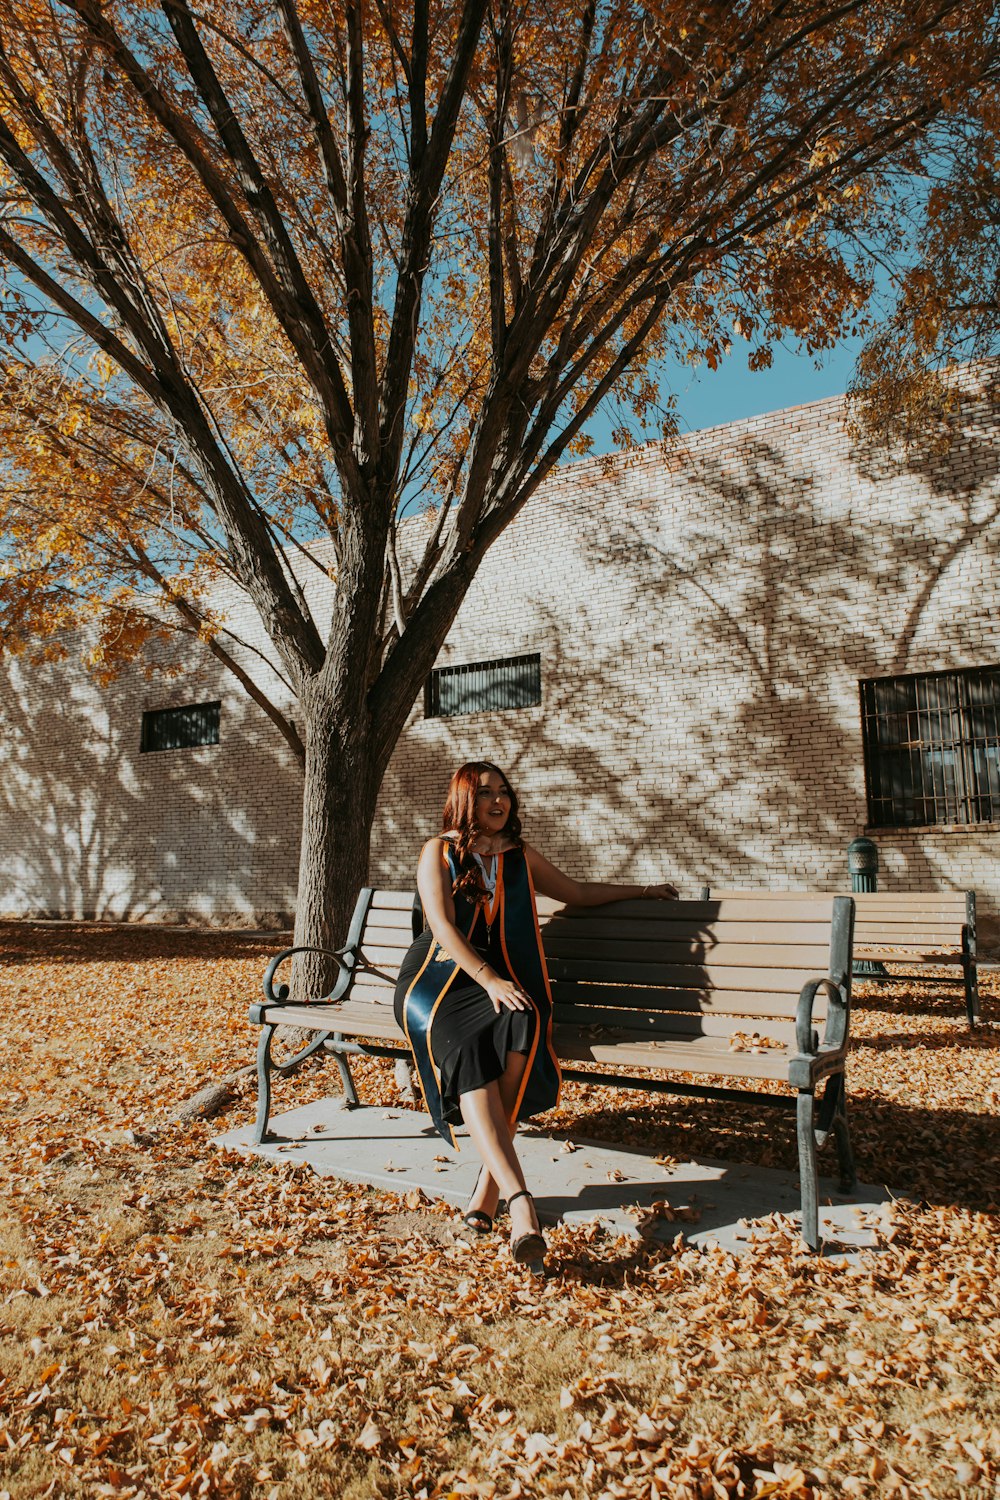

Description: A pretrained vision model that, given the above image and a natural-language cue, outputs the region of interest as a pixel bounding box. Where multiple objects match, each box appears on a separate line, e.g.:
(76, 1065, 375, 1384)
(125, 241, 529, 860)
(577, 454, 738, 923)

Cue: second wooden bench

(705, 888, 979, 1028)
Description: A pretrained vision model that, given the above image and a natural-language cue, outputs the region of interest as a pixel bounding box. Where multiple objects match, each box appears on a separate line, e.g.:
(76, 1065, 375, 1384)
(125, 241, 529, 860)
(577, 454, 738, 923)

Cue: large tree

(849, 63, 1000, 443)
(0, 0, 996, 970)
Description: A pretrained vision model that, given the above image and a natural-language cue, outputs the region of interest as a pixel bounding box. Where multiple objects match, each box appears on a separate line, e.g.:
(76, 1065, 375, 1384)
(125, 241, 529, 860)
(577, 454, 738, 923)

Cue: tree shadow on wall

(0, 655, 301, 924)
(848, 382, 1000, 674)
(582, 422, 1000, 896)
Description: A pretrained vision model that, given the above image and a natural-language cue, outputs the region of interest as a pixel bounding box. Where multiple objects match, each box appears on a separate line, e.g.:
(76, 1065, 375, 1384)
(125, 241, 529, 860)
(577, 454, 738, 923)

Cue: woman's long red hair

(442, 761, 522, 905)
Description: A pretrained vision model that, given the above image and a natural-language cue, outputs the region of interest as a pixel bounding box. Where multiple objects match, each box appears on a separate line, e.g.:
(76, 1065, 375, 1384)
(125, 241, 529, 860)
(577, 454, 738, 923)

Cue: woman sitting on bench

(394, 760, 677, 1269)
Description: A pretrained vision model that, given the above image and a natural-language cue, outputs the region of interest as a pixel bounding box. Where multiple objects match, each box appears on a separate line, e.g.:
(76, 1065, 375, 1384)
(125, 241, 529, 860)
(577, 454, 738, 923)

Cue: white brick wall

(2, 375, 998, 923)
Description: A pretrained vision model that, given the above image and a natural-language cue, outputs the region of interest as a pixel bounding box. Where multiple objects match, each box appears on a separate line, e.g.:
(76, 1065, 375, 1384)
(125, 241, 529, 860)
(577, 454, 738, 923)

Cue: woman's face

(474, 769, 512, 836)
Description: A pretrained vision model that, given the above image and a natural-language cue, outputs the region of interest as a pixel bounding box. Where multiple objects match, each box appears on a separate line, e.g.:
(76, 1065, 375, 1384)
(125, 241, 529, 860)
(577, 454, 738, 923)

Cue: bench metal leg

(964, 958, 981, 1030)
(796, 1090, 820, 1251)
(253, 1027, 333, 1143)
(330, 1035, 361, 1109)
(817, 1072, 856, 1194)
(254, 1025, 277, 1144)
(797, 1073, 856, 1250)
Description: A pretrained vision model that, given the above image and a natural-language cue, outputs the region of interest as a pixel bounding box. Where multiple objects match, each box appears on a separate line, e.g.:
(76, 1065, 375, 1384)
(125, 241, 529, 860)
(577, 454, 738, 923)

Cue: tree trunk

(292, 689, 378, 999)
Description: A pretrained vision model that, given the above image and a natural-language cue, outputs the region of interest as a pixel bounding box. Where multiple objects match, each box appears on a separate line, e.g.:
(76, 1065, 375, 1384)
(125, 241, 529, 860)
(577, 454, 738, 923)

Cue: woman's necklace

(471, 838, 501, 928)
(472, 850, 498, 904)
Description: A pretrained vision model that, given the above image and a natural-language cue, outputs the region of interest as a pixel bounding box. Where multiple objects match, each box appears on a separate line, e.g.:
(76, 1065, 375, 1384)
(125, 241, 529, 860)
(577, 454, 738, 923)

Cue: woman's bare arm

(524, 843, 678, 906)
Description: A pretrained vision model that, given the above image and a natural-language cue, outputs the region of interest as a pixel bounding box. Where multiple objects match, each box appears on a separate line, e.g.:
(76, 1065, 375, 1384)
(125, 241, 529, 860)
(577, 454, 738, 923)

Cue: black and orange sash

(402, 844, 561, 1147)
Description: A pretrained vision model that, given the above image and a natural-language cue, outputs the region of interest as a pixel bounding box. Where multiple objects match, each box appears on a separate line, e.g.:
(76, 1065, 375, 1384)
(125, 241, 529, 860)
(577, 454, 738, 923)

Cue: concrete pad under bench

(215, 1099, 893, 1260)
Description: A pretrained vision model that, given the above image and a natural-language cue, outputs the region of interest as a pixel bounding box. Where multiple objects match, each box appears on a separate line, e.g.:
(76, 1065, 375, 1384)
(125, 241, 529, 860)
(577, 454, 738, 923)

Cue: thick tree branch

(60, 0, 359, 487)
(376, 0, 488, 492)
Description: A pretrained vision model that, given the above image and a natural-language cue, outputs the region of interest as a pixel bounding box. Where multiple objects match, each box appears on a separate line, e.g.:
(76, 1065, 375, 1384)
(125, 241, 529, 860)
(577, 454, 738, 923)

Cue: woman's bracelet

(473, 959, 489, 981)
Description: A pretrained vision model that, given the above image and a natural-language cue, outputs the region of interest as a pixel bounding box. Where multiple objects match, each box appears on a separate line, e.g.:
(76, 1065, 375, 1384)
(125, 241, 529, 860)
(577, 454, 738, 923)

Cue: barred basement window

(425, 653, 541, 719)
(140, 700, 221, 754)
(860, 667, 1000, 828)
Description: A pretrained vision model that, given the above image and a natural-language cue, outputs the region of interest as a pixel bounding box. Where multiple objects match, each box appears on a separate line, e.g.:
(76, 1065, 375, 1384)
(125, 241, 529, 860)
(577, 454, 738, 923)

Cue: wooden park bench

(248, 890, 857, 1250)
(704, 889, 980, 1029)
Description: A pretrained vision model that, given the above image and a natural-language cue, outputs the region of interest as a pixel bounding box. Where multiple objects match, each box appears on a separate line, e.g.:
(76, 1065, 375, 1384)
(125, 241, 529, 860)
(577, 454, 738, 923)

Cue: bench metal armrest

(795, 976, 850, 1059)
(261, 945, 354, 1005)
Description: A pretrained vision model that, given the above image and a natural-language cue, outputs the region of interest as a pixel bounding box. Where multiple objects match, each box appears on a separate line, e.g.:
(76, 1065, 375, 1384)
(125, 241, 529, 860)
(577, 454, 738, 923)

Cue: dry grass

(0, 921, 997, 1499)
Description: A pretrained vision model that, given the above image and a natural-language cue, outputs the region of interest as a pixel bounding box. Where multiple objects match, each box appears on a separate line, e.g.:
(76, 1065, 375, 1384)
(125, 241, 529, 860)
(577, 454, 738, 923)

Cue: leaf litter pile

(0, 922, 997, 1499)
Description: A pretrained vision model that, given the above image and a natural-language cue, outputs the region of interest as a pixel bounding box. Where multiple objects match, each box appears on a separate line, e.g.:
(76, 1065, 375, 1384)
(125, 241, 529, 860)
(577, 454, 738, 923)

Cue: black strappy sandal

(507, 1189, 546, 1265)
(463, 1169, 497, 1234)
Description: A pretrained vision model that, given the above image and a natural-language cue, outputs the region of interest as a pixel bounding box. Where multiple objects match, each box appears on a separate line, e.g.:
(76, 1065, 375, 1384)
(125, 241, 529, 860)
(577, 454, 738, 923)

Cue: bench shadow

(543, 1089, 997, 1215)
(852, 990, 984, 1022)
(533, 1159, 875, 1247)
(850, 1030, 996, 1052)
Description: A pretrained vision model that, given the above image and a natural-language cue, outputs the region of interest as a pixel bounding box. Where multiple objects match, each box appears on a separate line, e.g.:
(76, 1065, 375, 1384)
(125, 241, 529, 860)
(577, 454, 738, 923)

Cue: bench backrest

(341, 889, 853, 1031)
(535, 895, 853, 1030)
(340, 889, 420, 1009)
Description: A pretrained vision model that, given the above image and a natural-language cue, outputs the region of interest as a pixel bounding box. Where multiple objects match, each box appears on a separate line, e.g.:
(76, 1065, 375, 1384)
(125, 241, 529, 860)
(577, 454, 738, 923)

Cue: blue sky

(668, 333, 864, 434)
(585, 326, 868, 452)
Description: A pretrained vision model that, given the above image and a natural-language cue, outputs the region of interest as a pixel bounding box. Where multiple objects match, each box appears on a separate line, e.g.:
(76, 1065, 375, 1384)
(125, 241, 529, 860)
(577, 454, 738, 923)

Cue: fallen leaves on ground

(0, 922, 997, 1498)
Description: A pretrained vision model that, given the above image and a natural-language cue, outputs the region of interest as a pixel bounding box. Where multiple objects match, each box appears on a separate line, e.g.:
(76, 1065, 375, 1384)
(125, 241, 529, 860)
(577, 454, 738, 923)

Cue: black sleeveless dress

(393, 841, 562, 1148)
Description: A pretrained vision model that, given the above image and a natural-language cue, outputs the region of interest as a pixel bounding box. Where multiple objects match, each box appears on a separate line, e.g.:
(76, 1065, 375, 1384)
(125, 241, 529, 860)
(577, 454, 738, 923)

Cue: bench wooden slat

(369, 890, 418, 911)
(344, 978, 827, 1026)
(357, 942, 425, 969)
(543, 916, 844, 945)
(257, 1001, 794, 1080)
(853, 922, 963, 936)
(549, 980, 826, 1019)
(855, 947, 962, 962)
(550, 1004, 798, 1043)
(851, 930, 971, 942)
(545, 957, 822, 992)
(363, 905, 418, 928)
(360, 924, 419, 950)
(544, 936, 838, 968)
(553, 1030, 792, 1080)
(853, 907, 966, 920)
(708, 894, 967, 922)
(536, 896, 839, 923)
(257, 1001, 401, 1038)
(349, 977, 399, 1001)
(707, 889, 967, 905)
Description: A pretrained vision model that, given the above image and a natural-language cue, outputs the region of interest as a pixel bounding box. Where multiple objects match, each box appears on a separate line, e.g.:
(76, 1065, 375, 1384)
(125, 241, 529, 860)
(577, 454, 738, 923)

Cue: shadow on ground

(0, 920, 288, 967)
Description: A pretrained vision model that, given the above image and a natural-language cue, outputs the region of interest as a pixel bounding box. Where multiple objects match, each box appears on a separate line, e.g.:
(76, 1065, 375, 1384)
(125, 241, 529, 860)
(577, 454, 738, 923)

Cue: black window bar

(425, 653, 542, 719)
(860, 667, 1000, 828)
(140, 700, 221, 754)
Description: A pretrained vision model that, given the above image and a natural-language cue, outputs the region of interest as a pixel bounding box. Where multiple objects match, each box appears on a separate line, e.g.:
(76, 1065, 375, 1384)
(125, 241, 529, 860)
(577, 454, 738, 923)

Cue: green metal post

(848, 836, 887, 977)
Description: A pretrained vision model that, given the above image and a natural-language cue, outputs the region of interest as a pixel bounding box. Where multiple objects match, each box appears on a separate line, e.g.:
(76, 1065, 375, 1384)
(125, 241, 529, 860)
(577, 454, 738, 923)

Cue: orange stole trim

(430, 906, 481, 1117)
(404, 949, 460, 1152)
